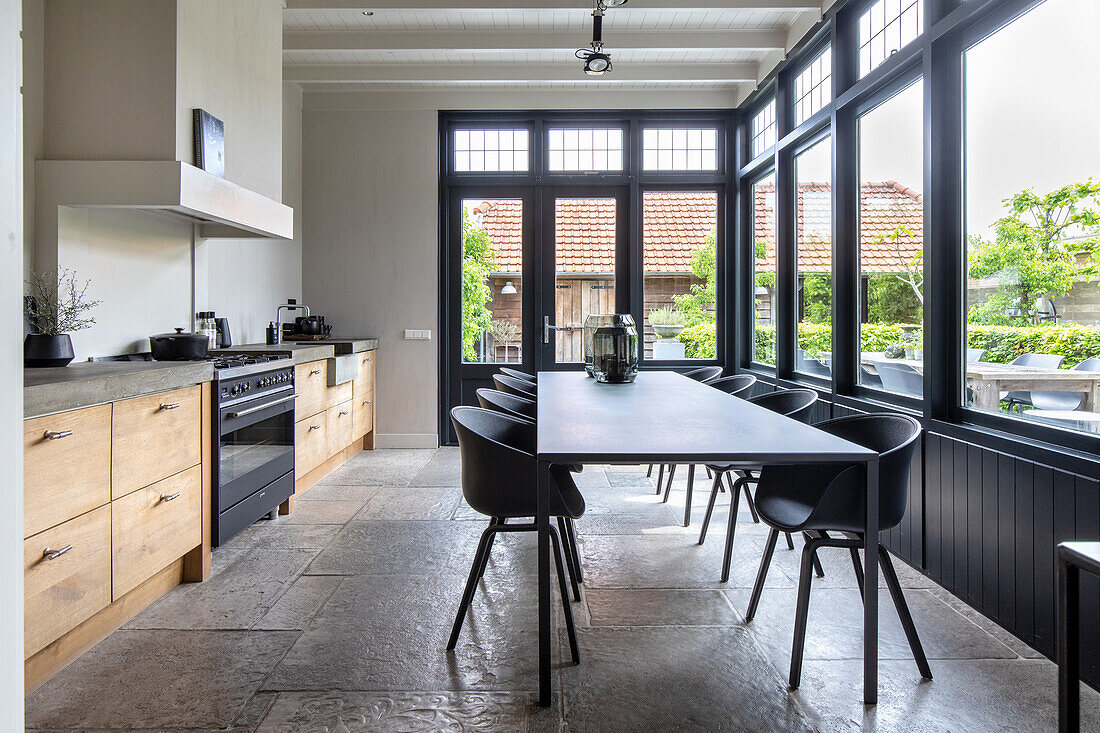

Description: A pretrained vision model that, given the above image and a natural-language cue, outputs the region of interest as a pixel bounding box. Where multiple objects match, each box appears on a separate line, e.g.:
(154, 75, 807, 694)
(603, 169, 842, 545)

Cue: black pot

(295, 315, 325, 335)
(24, 333, 75, 368)
(150, 328, 209, 361)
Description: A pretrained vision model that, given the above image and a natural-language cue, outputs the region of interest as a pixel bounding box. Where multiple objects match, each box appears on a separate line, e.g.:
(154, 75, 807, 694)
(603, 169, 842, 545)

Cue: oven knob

(259, 378, 268, 387)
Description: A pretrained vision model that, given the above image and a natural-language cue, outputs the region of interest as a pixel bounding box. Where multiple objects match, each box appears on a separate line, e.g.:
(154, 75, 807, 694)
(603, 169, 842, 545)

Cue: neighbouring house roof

(470, 183, 923, 276)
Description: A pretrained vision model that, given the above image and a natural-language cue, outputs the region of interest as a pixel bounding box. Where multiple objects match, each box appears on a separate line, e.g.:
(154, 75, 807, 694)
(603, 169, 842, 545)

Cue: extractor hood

(36, 160, 293, 240)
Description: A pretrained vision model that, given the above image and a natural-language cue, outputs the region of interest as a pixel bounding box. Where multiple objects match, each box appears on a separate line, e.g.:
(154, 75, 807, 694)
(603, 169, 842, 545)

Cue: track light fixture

(576, 0, 628, 76)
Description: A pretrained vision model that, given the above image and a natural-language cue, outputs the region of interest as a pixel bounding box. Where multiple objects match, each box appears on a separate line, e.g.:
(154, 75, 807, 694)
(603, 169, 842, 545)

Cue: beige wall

(301, 88, 733, 446)
(2, 0, 25, 722)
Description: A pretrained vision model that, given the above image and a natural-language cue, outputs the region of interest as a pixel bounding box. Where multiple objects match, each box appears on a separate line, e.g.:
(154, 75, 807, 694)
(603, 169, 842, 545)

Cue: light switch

(404, 329, 432, 340)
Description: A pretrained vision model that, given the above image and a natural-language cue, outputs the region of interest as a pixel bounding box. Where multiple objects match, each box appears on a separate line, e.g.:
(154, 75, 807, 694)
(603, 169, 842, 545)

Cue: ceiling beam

(285, 62, 758, 83)
(284, 29, 787, 52)
(285, 1, 820, 9)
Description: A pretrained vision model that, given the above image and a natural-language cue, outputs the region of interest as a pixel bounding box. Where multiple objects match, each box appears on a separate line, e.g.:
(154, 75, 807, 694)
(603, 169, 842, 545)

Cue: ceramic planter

(652, 323, 685, 340)
(24, 333, 75, 368)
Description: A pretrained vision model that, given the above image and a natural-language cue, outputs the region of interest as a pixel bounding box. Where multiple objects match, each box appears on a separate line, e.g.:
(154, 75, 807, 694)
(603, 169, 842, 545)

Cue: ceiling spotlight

(576, 0, 627, 76)
(362, 10, 374, 16)
(580, 50, 612, 75)
(601, 0, 630, 5)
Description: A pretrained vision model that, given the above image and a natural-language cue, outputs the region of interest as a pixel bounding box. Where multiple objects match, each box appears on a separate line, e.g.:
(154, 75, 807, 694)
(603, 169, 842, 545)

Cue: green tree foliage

(868, 274, 923, 324)
(799, 273, 832, 324)
(673, 230, 718, 358)
(461, 210, 497, 361)
(968, 181, 1100, 325)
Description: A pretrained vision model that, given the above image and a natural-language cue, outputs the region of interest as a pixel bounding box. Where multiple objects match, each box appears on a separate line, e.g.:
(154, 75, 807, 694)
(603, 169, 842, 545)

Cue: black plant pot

(24, 333, 75, 368)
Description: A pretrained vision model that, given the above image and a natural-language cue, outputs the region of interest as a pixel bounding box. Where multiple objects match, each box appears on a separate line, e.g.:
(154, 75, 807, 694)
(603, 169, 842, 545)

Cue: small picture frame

(193, 108, 225, 178)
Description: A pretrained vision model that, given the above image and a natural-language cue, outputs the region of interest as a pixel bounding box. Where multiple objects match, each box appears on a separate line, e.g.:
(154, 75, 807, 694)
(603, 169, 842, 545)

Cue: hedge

(678, 322, 716, 359)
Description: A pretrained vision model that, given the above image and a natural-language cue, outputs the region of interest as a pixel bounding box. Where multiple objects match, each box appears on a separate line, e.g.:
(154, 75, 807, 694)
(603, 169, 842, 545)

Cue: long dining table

(534, 370, 883, 706)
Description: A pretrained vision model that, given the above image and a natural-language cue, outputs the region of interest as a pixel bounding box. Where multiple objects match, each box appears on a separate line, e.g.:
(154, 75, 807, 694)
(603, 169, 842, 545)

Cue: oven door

(217, 389, 296, 512)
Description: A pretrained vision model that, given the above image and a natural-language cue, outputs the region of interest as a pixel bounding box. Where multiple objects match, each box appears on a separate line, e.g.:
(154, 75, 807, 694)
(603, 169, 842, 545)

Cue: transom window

(547, 128, 624, 172)
(642, 128, 718, 171)
(751, 100, 777, 158)
(795, 47, 832, 125)
(859, 0, 924, 78)
(453, 129, 529, 172)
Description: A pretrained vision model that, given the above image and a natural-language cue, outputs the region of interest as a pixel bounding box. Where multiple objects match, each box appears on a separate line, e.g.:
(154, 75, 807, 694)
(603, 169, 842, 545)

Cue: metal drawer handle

(339, 410, 350, 417)
(160, 492, 181, 502)
(309, 424, 322, 431)
(309, 369, 321, 376)
(43, 545, 73, 560)
(362, 400, 371, 405)
(159, 402, 181, 410)
(43, 429, 73, 440)
(227, 393, 297, 419)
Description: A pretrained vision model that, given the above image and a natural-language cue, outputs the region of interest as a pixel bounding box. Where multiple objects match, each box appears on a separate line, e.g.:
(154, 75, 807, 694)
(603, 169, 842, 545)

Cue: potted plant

(490, 319, 519, 363)
(648, 306, 686, 340)
(24, 268, 101, 368)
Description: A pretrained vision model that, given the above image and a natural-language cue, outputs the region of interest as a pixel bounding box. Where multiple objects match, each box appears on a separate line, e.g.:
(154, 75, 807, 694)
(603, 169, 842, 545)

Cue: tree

(968, 180, 1100, 325)
(673, 230, 717, 327)
(461, 209, 497, 361)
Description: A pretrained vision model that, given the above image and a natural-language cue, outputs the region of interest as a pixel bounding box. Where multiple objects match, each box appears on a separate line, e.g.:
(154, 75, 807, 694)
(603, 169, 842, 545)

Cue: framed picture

(193, 108, 225, 178)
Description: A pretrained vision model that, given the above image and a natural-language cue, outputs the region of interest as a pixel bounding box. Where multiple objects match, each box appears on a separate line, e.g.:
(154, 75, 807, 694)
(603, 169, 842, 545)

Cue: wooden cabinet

(295, 361, 328, 419)
(356, 350, 375, 387)
(353, 389, 374, 440)
(23, 505, 112, 657)
(111, 386, 201, 499)
(23, 404, 112, 538)
(327, 400, 353, 456)
(295, 412, 328, 475)
(327, 380, 353, 410)
(111, 465, 202, 599)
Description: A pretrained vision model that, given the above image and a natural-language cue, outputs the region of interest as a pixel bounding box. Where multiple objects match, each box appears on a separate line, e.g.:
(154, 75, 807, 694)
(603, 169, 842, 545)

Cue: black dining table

(534, 370, 882, 706)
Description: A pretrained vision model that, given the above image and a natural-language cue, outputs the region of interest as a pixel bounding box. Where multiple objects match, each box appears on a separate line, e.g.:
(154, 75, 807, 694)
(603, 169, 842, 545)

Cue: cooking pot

(295, 315, 325, 335)
(150, 328, 209, 361)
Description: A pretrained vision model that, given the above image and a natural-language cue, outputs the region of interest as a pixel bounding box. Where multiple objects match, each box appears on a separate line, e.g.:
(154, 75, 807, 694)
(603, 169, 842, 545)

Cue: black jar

(591, 314, 638, 384)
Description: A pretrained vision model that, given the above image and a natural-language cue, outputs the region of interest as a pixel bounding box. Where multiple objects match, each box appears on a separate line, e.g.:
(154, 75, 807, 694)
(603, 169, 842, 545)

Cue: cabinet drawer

(355, 350, 375, 389)
(295, 414, 328, 475)
(112, 466, 202, 599)
(112, 386, 201, 499)
(295, 360, 328, 418)
(327, 400, 353, 455)
(353, 392, 374, 440)
(326, 380, 353, 411)
(24, 404, 112, 537)
(24, 505, 111, 657)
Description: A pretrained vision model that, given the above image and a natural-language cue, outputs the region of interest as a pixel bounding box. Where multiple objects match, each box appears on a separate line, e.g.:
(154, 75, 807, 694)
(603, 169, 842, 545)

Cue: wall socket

(404, 329, 431, 340)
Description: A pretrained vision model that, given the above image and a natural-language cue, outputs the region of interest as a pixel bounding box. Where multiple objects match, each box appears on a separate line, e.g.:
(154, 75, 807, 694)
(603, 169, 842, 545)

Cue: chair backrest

(747, 388, 818, 423)
(815, 413, 922, 531)
(796, 350, 832, 378)
(708, 374, 757, 398)
(1074, 357, 1100, 372)
(875, 362, 923, 397)
(450, 406, 582, 519)
(967, 348, 986, 363)
(493, 373, 536, 398)
(682, 366, 723, 383)
(1011, 352, 1065, 369)
(499, 367, 536, 383)
(860, 365, 882, 389)
(476, 387, 535, 422)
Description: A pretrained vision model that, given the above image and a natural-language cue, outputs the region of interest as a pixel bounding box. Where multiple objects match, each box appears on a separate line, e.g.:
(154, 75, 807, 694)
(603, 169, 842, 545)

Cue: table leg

(537, 459, 553, 707)
(971, 379, 999, 411)
(1058, 555, 1080, 732)
(684, 464, 695, 527)
(863, 457, 880, 705)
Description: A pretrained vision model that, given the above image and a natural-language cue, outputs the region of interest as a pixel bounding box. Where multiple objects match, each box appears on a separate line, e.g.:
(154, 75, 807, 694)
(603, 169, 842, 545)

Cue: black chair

(875, 362, 923, 398)
(682, 365, 723, 384)
(499, 367, 537, 384)
(493, 373, 537, 399)
(476, 387, 535, 422)
(967, 348, 986, 363)
(741, 413, 929, 689)
(860, 365, 883, 389)
(1002, 352, 1065, 410)
(797, 350, 832, 378)
(1028, 357, 1100, 412)
(697, 388, 820, 583)
(448, 406, 583, 663)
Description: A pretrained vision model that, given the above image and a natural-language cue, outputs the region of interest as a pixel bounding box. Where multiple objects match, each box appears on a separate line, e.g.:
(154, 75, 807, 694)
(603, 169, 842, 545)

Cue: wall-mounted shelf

(36, 160, 293, 240)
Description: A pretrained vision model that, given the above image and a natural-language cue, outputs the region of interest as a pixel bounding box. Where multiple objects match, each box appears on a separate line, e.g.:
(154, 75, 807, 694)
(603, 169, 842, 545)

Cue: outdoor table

(534, 371, 881, 706)
(1024, 410, 1100, 434)
(1057, 542, 1100, 732)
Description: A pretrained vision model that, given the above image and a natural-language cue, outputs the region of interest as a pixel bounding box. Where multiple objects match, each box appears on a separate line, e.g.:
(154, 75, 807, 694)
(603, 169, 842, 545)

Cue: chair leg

(801, 532, 825, 577)
(706, 466, 713, 479)
(662, 464, 677, 503)
(565, 518, 584, 584)
(655, 464, 665, 495)
(447, 524, 494, 650)
(647, 463, 654, 477)
(684, 464, 695, 527)
(557, 516, 581, 602)
(849, 547, 865, 600)
(745, 528, 780, 622)
(478, 517, 503, 580)
(740, 478, 761, 524)
(550, 527, 580, 664)
(789, 541, 819, 689)
(784, 532, 795, 550)
(720, 479, 744, 583)
(697, 471, 724, 545)
(880, 547, 933, 679)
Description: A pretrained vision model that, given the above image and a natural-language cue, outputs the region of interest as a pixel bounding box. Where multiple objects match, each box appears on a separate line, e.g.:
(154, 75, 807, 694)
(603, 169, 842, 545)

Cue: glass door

(540, 187, 630, 368)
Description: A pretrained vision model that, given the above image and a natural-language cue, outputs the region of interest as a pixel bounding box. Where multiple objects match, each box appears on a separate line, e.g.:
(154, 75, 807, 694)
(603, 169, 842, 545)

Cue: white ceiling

(282, 1, 825, 95)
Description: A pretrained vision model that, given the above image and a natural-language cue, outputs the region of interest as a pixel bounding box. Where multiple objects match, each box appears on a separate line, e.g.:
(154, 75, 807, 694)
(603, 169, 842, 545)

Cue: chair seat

(753, 463, 865, 533)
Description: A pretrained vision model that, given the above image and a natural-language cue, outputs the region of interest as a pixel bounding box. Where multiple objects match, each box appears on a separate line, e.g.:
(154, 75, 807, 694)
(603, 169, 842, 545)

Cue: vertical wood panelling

(1032, 465, 1055, 656)
(940, 441, 955, 592)
(966, 444, 983, 607)
(952, 440, 968, 596)
(1013, 459, 1034, 645)
(997, 453, 1016, 631)
(1076, 474, 1100, 683)
(981, 448, 999, 618)
(926, 434, 942, 580)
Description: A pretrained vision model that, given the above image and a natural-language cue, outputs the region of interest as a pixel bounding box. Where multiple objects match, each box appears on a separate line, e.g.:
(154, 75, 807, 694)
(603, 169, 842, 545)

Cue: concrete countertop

(224, 337, 379, 359)
(25, 360, 214, 418)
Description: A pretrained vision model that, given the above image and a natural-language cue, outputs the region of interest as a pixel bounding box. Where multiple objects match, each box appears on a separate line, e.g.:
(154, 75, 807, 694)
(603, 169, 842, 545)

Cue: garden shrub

(679, 321, 716, 359)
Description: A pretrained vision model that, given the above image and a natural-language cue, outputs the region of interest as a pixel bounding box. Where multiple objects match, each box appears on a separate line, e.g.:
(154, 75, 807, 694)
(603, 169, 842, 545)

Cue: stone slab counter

(25, 360, 214, 418)
(215, 343, 335, 363)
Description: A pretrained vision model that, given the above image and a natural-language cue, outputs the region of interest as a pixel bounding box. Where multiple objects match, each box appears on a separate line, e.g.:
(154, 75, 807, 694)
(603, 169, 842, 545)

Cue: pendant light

(576, 0, 629, 76)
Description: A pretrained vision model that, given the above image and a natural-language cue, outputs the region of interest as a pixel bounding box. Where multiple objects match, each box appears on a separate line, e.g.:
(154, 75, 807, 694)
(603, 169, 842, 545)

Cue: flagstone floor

(25, 448, 1100, 732)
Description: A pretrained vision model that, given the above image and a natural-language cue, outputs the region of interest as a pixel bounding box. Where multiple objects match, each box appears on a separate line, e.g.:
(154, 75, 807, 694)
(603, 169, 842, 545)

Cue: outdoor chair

(1028, 357, 1100, 411)
(797, 349, 832, 378)
(967, 348, 986, 363)
(1002, 353, 1065, 410)
(448, 407, 583, 662)
(876, 362, 923, 398)
(741, 413, 929, 689)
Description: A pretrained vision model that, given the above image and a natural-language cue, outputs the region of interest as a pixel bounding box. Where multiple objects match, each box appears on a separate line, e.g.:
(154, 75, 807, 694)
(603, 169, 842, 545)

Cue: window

(795, 136, 833, 378)
(554, 197, 617, 363)
(548, 128, 624, 171)
(460, 199, 523, 363)
(857, 78, 924, 397)
(963, 0, 1100, 434)
(752, 173, 777, 366)
(453, 129, 529, 172)
(795, 46, 832, 125)
(859, 0, 924, 78)
(642, 128, 718, 171)
(751, 100, 777, 158)
(642, 191, 718, 361)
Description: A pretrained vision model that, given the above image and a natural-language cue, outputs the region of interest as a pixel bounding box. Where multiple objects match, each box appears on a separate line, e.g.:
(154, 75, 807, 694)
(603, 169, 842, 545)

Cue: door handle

(543, 315, 564, 344)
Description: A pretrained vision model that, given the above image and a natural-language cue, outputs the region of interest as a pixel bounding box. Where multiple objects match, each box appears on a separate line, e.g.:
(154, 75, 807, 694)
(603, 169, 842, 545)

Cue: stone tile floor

(25, 448, 1100, 732)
